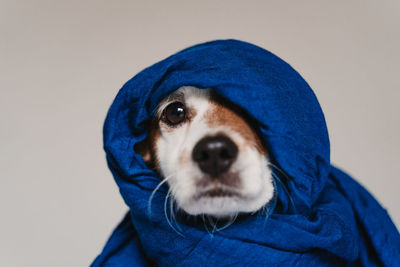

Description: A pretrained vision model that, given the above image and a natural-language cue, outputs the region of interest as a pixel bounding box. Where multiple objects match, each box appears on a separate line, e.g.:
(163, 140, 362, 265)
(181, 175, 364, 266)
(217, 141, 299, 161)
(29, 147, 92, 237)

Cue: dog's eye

(162, 101, 186, 126)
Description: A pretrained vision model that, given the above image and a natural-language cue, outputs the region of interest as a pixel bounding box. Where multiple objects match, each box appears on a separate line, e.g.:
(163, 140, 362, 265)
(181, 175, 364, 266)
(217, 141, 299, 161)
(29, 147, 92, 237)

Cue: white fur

(155, 86, 274, 218)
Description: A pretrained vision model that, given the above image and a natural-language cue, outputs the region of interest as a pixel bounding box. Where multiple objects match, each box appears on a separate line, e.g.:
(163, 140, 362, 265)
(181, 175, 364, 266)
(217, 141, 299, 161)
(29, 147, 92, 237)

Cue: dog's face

(136, 86, 274, 218)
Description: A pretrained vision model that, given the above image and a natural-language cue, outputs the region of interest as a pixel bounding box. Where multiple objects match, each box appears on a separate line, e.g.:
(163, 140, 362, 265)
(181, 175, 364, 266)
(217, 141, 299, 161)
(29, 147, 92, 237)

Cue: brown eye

(162, 102, 186, 126)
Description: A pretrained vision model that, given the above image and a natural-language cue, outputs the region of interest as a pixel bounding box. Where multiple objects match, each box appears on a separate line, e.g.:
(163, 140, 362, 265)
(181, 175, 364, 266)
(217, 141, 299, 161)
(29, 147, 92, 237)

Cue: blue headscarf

(92, 40, 399, 266)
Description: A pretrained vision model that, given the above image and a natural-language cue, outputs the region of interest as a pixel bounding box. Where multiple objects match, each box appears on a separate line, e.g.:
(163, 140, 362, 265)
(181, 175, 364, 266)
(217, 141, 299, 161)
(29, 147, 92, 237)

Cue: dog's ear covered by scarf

(92, 40, 400, 266)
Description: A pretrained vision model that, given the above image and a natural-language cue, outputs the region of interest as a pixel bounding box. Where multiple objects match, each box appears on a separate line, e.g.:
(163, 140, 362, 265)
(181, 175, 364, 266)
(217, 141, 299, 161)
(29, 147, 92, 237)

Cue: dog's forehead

(169, 86, 210, 106)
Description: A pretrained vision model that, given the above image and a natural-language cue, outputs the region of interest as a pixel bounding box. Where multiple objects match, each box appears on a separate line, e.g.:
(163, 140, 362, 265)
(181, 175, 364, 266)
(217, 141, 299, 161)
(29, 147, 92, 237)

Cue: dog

(135, 86, 275, 219)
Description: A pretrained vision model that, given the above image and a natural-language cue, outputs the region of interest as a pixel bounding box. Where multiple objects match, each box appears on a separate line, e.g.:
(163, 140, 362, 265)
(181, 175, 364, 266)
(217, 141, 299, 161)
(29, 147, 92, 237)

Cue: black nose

(192, 135, 238, 177)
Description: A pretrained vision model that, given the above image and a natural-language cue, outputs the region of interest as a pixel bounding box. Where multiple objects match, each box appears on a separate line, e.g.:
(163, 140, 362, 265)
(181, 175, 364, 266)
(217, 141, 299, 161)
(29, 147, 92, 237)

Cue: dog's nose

(192, 135, 238, 177)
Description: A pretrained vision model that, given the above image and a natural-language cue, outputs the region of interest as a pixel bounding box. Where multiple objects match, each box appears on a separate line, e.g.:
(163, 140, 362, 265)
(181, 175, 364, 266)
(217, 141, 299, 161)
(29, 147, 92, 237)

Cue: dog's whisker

(271, 172, 297, 213)
(147, 173, 175, 218)
(260, 200, 272, 224)
(169, 195, 182, 232)
(164, 189, 185, 237)
(214, 213, 238, 232)
(208, 216, 218, 234)
(267, 162, 291, 181)
(202, 215, 212, 236)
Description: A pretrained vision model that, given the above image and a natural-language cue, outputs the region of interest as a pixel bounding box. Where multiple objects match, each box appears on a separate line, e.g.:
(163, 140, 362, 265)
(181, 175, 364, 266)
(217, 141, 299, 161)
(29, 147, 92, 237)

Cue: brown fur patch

(204, 94, 266, 155)
(134, 119, 161, 172)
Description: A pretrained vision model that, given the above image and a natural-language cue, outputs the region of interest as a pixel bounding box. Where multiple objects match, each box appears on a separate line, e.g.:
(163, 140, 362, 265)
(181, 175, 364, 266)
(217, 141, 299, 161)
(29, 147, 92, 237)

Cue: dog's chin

(178, 186, 274, 218)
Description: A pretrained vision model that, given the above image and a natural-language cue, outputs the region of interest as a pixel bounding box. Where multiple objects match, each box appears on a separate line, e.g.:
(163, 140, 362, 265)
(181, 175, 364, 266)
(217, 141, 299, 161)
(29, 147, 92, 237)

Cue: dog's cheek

(173, 151, 201, 204)
(235, 146, 266, 196)
(171, 169, 198, 208)
(171, 150, 202, 208)
(156, 130, 185, 177)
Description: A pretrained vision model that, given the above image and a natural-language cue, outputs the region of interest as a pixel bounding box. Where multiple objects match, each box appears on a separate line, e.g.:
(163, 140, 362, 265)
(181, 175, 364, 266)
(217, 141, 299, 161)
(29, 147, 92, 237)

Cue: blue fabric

(92, 40, 400, 266)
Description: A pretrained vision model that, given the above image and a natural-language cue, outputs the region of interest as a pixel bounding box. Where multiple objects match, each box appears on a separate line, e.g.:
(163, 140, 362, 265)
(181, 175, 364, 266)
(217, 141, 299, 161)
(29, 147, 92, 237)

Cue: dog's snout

(192, 135, 238, 177)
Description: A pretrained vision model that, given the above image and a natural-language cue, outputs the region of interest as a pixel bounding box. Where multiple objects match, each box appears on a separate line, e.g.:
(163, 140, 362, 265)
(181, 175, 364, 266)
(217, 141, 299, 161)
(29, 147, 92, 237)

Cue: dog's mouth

(195, 187, 242, 199)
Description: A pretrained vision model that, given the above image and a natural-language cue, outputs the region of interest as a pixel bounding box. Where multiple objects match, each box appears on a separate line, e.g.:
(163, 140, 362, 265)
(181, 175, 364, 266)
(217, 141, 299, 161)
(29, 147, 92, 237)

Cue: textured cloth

(92, 40, 400, 266)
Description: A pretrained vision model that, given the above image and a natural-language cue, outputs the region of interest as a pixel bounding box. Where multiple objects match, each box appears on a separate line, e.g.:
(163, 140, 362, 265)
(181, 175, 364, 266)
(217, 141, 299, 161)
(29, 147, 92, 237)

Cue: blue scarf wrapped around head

(92, 40, 399, 266)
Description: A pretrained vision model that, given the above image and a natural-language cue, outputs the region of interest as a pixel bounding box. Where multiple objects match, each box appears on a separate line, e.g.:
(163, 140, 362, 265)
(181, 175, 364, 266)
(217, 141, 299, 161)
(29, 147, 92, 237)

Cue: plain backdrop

(1, 1, 399, 266)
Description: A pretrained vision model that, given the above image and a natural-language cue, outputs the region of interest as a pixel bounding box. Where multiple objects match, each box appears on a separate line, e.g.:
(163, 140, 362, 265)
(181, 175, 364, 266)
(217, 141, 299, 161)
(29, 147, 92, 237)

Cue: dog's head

(135, 86, 274, 218)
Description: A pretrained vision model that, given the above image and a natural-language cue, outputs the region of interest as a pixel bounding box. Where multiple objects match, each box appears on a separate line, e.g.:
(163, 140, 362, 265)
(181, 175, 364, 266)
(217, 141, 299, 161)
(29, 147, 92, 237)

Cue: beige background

(1, 1, 399, 266)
